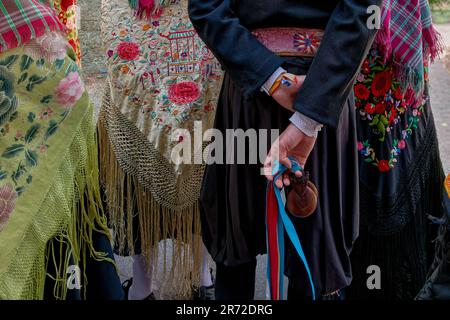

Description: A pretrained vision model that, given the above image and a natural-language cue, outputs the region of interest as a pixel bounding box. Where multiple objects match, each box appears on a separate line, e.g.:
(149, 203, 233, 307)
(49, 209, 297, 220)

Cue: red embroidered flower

(0, 183, 18, 231)
(393, 86, 403, 100)
(377, 160, 391, 172)
(388, 105, 397, 124)
(60, 0, 75, 12)
(365, 103, 375, 114)
(117, 42, 140, 61)
(39, 107, 54, 120)
(371, 71, 392, 97)
(362, 59, 371, 74)
(354, 84, 370, 100)
(398, 139, 406, 150)
(69, 39, 77, 54)
(168, 82, 201, 105)
(357, 142, 364, 151)
(375, 102, 386, 114)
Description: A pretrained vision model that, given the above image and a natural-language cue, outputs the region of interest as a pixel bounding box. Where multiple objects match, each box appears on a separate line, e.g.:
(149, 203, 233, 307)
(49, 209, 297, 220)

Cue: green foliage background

(430, 0, 449, 5)
(430, 0, 450, 24)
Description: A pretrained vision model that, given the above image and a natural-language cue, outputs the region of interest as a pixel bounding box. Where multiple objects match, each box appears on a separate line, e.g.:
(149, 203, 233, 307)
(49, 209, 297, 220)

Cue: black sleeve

(294, 0, 381, 127)
(189, 0, 381, 128)
(188, 0, 285, 97)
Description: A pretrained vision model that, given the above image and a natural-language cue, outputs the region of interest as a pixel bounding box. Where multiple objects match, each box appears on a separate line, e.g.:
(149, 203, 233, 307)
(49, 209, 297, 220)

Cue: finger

(291, 158, 304, 178)
(283, 172, 291, 187)
(275, 175, 284, 189)
(264, 146, 278, 181)
(279, 156, 292, 171)
(263, 150, 272, 179)
(295, 75, 306, 85)
(263, 160, 273, 181)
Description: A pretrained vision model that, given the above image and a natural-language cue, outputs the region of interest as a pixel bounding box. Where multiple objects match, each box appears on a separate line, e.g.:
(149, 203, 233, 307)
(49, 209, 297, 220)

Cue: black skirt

(200, 57, 359, 296)
(348, 85, 445, 300)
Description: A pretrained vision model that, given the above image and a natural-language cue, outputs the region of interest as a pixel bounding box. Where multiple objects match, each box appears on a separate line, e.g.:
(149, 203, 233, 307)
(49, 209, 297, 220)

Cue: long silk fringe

(98, 115, 202, 299)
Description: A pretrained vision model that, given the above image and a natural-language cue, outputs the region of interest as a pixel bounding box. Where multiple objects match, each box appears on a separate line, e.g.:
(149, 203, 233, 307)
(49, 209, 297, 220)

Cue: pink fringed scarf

(0, 0, 65, 53)
(375, 0, 444, 103)
(128, 0, 157, 20)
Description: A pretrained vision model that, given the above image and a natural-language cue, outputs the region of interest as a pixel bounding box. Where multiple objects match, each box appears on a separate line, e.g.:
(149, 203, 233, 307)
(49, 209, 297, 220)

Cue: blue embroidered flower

(0, 66, 18, 126)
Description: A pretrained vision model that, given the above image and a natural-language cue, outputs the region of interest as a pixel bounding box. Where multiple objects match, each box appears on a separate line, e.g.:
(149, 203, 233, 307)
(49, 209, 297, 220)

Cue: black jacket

(188, 0, 381, 127)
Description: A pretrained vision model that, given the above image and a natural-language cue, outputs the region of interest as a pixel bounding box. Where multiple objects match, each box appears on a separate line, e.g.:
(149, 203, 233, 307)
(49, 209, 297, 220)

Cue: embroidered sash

(252, 28, 324, 57)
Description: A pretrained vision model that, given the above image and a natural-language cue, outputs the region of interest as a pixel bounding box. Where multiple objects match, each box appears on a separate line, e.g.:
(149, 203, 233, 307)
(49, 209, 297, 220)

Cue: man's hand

(264, 124, 317, 189)
(271, 74, 305, 112)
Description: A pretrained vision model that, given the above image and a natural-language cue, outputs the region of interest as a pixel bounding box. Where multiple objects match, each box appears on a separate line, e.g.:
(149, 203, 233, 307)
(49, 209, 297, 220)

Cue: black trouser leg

(287, 279, 312, 301)
(287, 279, 346, 301)
(215, 259, 257, 300)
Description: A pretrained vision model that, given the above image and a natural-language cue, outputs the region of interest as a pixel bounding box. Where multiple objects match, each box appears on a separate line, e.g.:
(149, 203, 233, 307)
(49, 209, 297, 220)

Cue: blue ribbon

(266, 158, 316, 300)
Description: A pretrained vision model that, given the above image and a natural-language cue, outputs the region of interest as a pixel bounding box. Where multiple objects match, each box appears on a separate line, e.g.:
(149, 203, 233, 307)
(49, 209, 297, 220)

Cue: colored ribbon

(266, 158, 316, 300)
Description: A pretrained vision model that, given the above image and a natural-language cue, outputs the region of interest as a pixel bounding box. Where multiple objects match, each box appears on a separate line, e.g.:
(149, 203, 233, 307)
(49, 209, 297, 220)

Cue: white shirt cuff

(289, 112, 323, 138)
(261, 67, 287, 95)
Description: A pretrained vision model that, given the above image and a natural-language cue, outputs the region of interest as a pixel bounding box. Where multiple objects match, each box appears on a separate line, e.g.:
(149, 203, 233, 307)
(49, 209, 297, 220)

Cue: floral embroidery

(355, 49, 428, 172)
(168, 81, 200, 105)
(293, 31, 322, 56)
(0, 183, 18, 231)
(0, 45, 80, 226)
(252, 28, 323, 58)
(39, 107, 54, 120)
(54, 71, 85, 109)
(51, 0, 81, 63)
(104, 1, 222, 132)
(354, 83, 370, 100)
(117, 42, 141, 61)
(0, 66, 18, 127)
(371, 70, 393, 97)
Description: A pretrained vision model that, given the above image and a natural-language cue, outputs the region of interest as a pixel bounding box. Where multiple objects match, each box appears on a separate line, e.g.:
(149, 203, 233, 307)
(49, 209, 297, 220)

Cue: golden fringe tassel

(98, 115, 202, 299)
(44, 104, 115, 300)
(0, 104, 114, 300)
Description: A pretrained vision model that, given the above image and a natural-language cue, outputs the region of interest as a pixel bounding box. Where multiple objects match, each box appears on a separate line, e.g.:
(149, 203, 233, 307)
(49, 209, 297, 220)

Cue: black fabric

(188, 0, 381, 127)
(83, 230, 124, 300)
(215, 259, 257, 300)
(200, 57, 359, 296)
(417, 189, 450, 300)
(44, 230, 124, 300)
(287, 281, 346, 301)
(348, 88, 446, 300)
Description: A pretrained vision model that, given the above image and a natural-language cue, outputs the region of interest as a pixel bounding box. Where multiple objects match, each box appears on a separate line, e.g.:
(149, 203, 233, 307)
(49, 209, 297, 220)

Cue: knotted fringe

(98, 112, 202, 299)
(374, 2, 445, 106)
(416, 184, 450, 300)
(0, 104, 114, 300)
(349, 120, 445, 300)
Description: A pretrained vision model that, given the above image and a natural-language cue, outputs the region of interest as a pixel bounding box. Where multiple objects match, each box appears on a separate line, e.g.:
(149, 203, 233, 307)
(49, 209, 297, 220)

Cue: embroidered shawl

(100, 0, 223, 298)
(0, 33, 110, 299)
